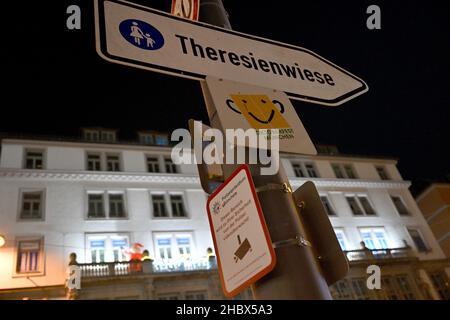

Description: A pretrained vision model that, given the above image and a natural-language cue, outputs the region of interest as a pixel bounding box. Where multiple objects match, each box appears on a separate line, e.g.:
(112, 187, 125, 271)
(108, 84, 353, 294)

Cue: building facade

(416, 184, 450, 260)
(0, 131, 448, 300)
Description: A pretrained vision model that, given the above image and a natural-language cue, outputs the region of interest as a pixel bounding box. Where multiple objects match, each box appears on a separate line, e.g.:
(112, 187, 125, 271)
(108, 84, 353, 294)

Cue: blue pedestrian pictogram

(119, 19, 164, 50)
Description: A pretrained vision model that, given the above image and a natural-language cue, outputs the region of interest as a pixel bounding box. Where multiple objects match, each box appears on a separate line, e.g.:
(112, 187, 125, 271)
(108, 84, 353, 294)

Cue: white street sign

(171, 0, 200, 21)
(203, 76, 317, 155)
(207, 165, 276, 297)
(94, 0, 368, 106)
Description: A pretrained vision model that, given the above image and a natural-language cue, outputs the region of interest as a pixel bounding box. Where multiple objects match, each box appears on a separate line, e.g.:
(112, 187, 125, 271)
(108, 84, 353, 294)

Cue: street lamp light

(0, 235, 5, 248)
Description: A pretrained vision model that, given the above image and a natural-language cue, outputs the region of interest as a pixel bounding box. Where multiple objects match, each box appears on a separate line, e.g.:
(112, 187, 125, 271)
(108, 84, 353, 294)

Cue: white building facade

(0, 131, 448, 300)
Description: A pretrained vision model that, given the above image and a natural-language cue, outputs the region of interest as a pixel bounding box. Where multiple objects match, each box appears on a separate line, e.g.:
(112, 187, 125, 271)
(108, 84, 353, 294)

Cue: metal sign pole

(199, 0, 332, 299)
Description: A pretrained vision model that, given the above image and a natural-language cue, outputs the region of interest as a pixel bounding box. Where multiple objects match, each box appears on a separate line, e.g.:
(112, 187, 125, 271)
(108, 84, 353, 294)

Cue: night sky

(0, 0, 449, 194)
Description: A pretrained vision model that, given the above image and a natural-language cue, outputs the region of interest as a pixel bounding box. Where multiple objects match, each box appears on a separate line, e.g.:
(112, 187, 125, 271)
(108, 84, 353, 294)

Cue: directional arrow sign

(95, 0, 368, 106)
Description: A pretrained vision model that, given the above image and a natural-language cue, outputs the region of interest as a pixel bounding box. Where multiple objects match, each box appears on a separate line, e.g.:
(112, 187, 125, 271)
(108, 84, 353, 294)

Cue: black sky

(0, 0, 449, 194)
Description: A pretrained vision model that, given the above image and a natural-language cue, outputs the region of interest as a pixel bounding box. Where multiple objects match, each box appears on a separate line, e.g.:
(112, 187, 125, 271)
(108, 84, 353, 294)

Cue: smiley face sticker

(227, 94, 291, 130)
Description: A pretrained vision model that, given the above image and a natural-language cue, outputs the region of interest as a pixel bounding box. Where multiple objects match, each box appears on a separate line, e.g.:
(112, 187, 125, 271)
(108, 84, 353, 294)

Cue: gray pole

(199, 0, 332, 299)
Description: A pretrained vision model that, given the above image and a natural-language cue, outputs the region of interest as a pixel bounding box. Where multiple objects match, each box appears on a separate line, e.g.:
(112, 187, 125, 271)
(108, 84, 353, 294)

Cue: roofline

(1, 135, 398, 164)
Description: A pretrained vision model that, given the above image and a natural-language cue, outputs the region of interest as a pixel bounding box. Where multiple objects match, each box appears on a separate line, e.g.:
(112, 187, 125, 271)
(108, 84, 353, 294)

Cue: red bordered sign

(171, 0, 200, 21)
(206, 165, 276, 297)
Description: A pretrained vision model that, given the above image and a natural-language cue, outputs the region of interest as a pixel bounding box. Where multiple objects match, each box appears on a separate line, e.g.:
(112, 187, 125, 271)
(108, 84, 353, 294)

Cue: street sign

(171, 0, 200, 21)
(94, 0, 368, 106)
(203, 76, 317, 155)
(292, 181, 349, 285)
(206, 165, 276, 297)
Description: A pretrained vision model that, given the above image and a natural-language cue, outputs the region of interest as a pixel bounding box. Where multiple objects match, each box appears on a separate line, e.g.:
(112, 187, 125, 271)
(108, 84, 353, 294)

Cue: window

(24, 150, 44, 169)
(20, 191, 44, 220)
(344, 165, 357, 179)
(331, 280, 353, 300)
(407, 228, 428, 252)
(16, 239, 43, 274)
(292, 163, 305, 177)
(87, 234, 129, 263)
(88, 194, 105, 218)
(170, 195, 187, 217)
(154, 233, 194, 262)
(152, 194, 168, 218)
(16, 239, 43, 273)
(360, 228, 389, 250)
(109, 194, 126, 218)
(90, 239, 106, 263)
(351, 278, 371, 300)
(84, 129, 116, 142)
(358, 196, 376, 215)
(332, 164, 344, 179)
(305, 163, 318, 178)
(156, 238, 172, 260)
(291, 161, 319, 178)
(334, 229, 348, 251)
(140, 134, 154, 145)
(87, 153, 101, 171)
(320, 196, 336, 216)
(332, 163, 358, 179)
(157, 293, 180, 300)
(381, 277, 401, 300)
(376, 166, 390, 180)
(346, 196, 363, 216)
(346, 195, 376, 216)
(395, 275, 416, 300)
(106, 154, 121, 172)
(164, 158, 178, 173)
(176, 236, 191, 259)
(146, 156, 160, 173)
(155, 135, 169, 146)
(428, 272, 450, 300)
(185, 291, 207, 300)
(391, 196, 410, 216)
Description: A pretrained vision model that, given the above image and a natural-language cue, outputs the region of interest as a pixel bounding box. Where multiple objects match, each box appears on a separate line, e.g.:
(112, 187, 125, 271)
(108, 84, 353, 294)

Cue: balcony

(78, 258, 217, 279)
(344, 246, 416, 262)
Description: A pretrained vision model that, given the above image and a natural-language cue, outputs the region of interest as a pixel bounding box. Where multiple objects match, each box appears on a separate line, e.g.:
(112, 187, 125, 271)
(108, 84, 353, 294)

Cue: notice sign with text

(206, 165, 276, 297)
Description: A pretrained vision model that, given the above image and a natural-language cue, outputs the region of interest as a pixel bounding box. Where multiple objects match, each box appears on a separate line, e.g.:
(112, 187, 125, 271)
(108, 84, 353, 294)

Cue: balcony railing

(344, 246, 414, 262)
(78, 258, 217, 279)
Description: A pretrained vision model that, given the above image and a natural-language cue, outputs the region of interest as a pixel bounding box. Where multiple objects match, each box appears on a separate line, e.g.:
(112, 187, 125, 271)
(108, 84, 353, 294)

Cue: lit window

(89, 239, 106, 263)
(156, 238, 172, 260)
(112, 237, 128, 262)
(152, 194, 168, 218)
(16, 239, 42, 274)
(334, 229, 348, 251)
(154, 233, 194, 262)
(146, 156, 160, 173)
(20, 191, 44, 220)
(140, 134, 154, 145)
(351, 278, 371, 300)
(155, 135, 169, 146)
(165, 158, 178, 173)
(170, 195, 187, 217)
(24, 150, 44, 169)
(360, 228, 389, 250)
(407, 228, 428, 252)
(320, 196, 336, 216)
(391, 196, 410, 216)
(176, 236, 191, 259)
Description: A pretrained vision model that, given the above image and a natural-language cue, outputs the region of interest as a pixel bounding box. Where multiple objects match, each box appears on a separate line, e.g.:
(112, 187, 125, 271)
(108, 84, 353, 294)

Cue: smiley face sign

(227, 94, 291, 130)
(203, 76, 317, 155)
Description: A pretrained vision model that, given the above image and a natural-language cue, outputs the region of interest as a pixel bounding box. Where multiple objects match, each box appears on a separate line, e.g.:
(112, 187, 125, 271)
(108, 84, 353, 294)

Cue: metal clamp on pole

(272, 234, 312, 249)
(255, 182, 292, 194)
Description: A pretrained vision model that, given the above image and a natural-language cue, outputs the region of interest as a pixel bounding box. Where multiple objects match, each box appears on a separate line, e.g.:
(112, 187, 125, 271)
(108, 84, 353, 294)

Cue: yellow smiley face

(229, 94, 291, 130)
